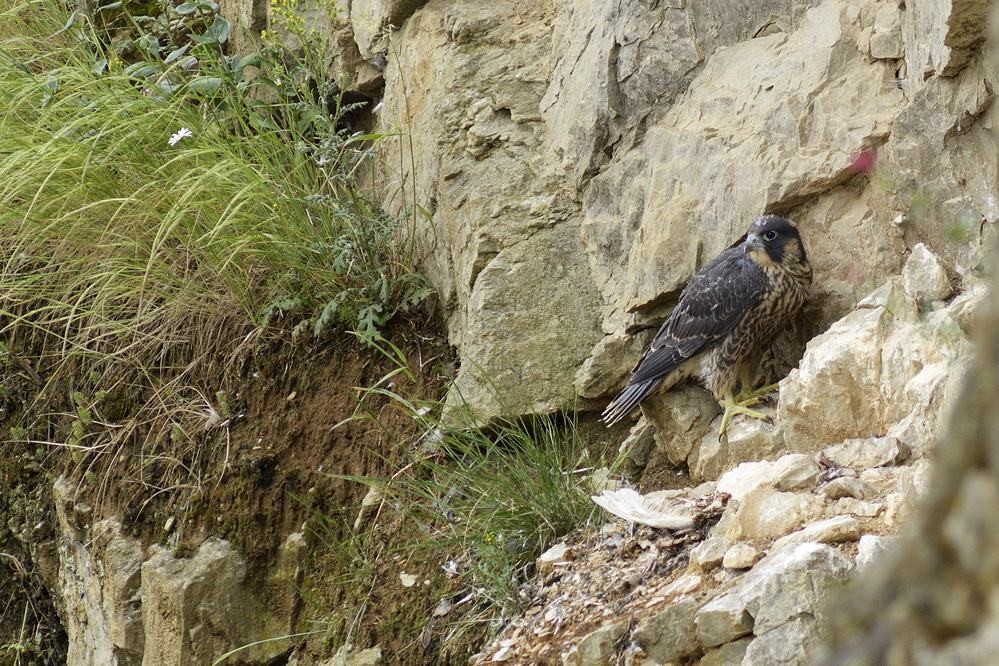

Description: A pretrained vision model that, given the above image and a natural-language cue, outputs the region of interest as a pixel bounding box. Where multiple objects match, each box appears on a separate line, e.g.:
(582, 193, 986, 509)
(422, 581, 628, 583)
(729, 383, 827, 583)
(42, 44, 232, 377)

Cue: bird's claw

(717, 391, 777, 439)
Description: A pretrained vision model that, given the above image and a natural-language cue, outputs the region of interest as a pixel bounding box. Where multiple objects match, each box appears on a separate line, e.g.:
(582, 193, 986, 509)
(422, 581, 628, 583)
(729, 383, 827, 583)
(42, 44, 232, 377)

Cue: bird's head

(743, 215, 808, 271)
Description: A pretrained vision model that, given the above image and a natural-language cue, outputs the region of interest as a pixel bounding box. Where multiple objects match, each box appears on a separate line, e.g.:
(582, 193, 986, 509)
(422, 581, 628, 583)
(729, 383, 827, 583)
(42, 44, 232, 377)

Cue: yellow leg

(717, 383, 779, 438)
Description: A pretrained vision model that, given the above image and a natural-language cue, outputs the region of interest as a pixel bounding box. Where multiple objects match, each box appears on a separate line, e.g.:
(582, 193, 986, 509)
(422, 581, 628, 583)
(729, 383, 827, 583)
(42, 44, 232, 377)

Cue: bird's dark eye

(763, 230, 778, 241)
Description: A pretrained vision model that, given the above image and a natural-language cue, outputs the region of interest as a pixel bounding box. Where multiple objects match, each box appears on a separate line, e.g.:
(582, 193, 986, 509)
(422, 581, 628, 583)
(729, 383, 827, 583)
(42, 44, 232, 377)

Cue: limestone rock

(632, 596, 700, 662)
(884, 491, 910, 528)
(542, 0, 822, 189)
(723, 487, 824, 540)
(858, 466, 903, 495)
(901, 243, 952, 303)
(51, 477, 305, 665)
(323, 645, 384, 666)
(883, 43, 996, 276)
(351, 0, 427, 58)
(377, 1, 603, 423)
(948, 280, 989, 334)
(576, 332, 652, 400)
(691, 415, 782, 483)
(617, 417, 656, 477)
(779, 307, 894, 453)
(900, 0, 991, 87)
(772, 516, 861, 551)
(663, 574, 704, 599)
(142, 540, 267, 663)
(353, 485, 384, 529)
(562, 620, 629, 666)
(700, 637, 753, 666)
(736, 542, 853, 634)
(772, 454, 821, 491)
(869, 2, 903, 59)
(54, 476, 145, 666)
(743, 616, 826, 666)
(349, 647, 383, 666)
(363, 0, 990, 429)
(857, 277, 918, 323)
(538, 543, 573, 572)
(716, 461, 781, 502)
(827, 498, 885, 518)
(691, 536, 731, 571)
(644, 386, 721, 467)
(792, 189, 908, 327)
(722, 544, 761, 570)
(781, 279, 974, 458)
(856, 534, 893, 569)
(581, 0, 902, 335)
(822, 436, 910, 469)
(819, 476, 872, 500)
(372, 0, 917, 421)
(445, 223, 604, 422)
(695, 593, 754, 647)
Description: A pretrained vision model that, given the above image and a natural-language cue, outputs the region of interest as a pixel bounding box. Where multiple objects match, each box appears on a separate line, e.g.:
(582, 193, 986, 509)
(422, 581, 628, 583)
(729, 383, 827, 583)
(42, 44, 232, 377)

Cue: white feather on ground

(591, 488, 696, 530)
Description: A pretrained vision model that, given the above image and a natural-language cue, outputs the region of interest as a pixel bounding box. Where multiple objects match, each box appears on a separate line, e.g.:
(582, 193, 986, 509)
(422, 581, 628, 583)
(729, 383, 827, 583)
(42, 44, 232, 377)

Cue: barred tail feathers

(601, 379, 662, 426)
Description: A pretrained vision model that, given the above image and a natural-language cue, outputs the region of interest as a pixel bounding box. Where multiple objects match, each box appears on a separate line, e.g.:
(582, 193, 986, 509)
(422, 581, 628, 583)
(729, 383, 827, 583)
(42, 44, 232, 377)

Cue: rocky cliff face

(355, 0, 996, 423)
(332, 0, 994, 662)
(51, 476, 306, 665)
(46, 0, 997, 663)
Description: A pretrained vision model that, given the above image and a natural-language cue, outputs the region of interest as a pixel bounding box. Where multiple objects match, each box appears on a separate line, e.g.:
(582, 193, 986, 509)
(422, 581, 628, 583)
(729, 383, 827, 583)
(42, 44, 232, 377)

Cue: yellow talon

(717, 384, 779, 438)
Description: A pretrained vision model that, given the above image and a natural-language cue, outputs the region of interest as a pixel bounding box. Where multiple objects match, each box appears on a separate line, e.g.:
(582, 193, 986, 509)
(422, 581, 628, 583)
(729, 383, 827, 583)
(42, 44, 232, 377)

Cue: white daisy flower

(168, 127, 193, 146)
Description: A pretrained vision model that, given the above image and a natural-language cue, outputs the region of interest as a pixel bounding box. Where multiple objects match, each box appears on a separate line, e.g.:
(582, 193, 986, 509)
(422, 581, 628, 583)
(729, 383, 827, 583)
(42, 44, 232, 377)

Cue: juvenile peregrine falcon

(602, 215, 812, 434)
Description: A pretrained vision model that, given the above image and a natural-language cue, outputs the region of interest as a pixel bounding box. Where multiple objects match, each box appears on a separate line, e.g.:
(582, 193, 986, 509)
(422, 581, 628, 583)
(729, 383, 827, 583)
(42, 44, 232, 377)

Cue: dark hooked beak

(744, 232, 763, 253)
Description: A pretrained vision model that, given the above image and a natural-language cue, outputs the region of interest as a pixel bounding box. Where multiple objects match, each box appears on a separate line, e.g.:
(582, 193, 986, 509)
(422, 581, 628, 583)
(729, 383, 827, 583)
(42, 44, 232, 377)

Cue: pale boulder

(723, 544, 762, 570)
(695, 593, 754, 647)
(722, 487, 825, 540)
(772, 516, 862, 551)
(822, 436, 909, 469)
(736, 542, 854, 634)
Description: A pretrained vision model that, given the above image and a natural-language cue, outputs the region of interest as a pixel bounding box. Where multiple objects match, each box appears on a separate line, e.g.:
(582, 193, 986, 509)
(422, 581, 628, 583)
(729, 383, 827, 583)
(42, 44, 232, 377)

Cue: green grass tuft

(0, 0, 428, 493)
(332, 351, 603, 654)
(0, 1, 424, 363)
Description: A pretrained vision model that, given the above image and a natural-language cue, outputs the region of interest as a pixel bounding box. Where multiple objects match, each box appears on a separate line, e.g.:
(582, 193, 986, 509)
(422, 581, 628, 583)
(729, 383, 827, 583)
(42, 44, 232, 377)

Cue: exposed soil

(0, 439, 66, 666)
(1, 344, 67, 665)
(1, 315, 483, 665)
